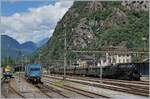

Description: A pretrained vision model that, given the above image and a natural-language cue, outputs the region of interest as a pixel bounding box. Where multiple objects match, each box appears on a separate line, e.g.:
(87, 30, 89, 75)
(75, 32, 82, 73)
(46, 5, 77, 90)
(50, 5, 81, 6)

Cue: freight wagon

(50, 62, 143, 81)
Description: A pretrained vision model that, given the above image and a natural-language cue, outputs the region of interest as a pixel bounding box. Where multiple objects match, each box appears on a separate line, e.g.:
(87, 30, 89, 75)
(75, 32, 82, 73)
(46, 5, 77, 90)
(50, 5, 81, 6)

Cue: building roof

(100, 45, 130, 51)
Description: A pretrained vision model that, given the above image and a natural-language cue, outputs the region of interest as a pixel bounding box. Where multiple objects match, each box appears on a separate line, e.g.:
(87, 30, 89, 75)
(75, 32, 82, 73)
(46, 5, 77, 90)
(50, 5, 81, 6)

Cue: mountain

(1, 35, 21, 61)
(35, 1, 148, 62)
(1, 35, 20, 49)
(20, 41, 37, 53)
(36, 37, 49, 48)
(1, 35, 38, 61)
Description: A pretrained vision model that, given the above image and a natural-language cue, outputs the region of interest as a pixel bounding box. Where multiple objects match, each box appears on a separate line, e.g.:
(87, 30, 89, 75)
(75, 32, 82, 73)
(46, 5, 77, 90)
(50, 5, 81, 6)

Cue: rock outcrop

(121, 1, 148, 11)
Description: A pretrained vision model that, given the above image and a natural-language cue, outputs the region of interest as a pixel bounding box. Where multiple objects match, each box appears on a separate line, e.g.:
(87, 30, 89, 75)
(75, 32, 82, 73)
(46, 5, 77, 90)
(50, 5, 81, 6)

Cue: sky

(1, 0, 74, 44)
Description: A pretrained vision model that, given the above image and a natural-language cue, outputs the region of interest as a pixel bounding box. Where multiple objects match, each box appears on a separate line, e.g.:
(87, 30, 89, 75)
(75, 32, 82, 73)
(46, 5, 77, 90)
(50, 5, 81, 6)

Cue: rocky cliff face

(73, 17, 95, 49)
(37, 1, 148, 61)
(121, 1, 148, 11)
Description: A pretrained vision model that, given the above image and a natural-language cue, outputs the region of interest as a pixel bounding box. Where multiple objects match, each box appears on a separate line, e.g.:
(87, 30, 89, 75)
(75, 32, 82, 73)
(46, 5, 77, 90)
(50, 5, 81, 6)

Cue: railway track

(9, 79, 25, 98)
(1, 77, 5, 84)
(50, 74, 149, 85)
(46, 74, 149, 90)
(1, 78, 24, 98)
(103, 78, 149, 85)
(43, 79, 110, 98)
(44, 84, 69, 98)
(43, 75, 149, 97)
(35, 84, 54, 98)
(69, 76, 149, 90)
(35, 84, 70, 98)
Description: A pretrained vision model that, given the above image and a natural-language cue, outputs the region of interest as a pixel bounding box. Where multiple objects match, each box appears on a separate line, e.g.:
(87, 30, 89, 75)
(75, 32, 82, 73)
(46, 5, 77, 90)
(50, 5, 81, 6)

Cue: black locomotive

(50, 62, 148, 81)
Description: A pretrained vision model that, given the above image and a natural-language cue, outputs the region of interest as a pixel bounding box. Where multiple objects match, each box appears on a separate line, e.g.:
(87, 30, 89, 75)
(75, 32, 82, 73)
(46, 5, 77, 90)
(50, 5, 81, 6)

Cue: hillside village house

(77, 46, 132, 67)
(98, 46, 132, 66)
(77, 52, 132, 67)
(99, 52, 132, 67)
(77, 58, 94, 68)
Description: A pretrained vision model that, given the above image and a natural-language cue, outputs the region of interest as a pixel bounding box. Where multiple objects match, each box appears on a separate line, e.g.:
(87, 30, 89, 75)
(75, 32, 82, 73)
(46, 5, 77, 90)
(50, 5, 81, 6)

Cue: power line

(72, 50, 149, 54)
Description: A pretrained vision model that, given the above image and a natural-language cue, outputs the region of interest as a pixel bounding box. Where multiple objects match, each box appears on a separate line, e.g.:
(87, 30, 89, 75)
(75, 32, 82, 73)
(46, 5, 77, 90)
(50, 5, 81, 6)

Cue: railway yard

(1, 73, 149, 99)
(1, 0, 149, 99)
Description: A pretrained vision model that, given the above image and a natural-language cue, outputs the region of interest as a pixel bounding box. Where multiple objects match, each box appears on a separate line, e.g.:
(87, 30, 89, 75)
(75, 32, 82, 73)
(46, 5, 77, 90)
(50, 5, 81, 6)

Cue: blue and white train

(25, 64, 43, 84)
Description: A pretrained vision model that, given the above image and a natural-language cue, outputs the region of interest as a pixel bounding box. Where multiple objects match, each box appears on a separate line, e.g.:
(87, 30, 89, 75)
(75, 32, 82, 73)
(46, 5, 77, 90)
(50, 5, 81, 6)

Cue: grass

(13, 72, 17, 76)
(0, 73, 2, 78)
(51, 80, 65, 87)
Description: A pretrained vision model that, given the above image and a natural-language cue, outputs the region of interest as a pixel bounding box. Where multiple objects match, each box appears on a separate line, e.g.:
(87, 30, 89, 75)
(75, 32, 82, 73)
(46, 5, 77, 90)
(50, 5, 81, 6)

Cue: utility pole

(64, 24, 67, 80)
(26, 56, 28, 64)
(21, 54, 24, 72)
(39, 52, 41, 64)
(142, 37, 147, 51)
(93, 54, 96, 67)
(97, 61, 103, 83)
(20, 54, 24, 79)
(142, 37, 147, 61)
(6, 52, 8, 66)
(7, 44, 9, 66)
(20, 54, 24, 94)
(100, 62, 102, 83)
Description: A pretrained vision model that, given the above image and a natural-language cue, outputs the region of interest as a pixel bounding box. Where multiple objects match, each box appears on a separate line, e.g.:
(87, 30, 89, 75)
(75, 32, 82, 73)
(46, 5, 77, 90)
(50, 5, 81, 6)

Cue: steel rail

(50, 81, 109, 98)
(35, 85, 53, 98)
(9, 79, 25, 98)
(44, 75, 149, 97)
(43, 84, 69, 98)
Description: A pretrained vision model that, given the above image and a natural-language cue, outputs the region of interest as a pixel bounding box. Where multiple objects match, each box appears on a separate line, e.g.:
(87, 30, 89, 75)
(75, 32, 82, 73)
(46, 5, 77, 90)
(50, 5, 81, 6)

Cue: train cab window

(31, 68, 40, 71)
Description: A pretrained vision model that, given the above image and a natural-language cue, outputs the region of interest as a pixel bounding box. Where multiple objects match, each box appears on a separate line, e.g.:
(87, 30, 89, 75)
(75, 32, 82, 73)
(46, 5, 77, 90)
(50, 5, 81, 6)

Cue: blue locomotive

(25, 64, 43, 84)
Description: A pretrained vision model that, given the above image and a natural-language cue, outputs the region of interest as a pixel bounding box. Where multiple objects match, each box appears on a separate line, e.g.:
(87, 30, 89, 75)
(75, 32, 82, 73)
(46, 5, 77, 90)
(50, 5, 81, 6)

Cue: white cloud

(1, 1, 74, 43)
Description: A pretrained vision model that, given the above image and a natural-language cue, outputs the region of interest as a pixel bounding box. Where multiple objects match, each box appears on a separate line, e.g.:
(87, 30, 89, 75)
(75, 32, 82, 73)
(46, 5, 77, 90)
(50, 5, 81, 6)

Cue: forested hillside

(34, 1, 148, 62)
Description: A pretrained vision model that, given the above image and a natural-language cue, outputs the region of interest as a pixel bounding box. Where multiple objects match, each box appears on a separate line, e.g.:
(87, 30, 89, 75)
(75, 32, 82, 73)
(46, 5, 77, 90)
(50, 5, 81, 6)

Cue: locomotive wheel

(40, 81, 43, 84)
(26, 77, 30, 82)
